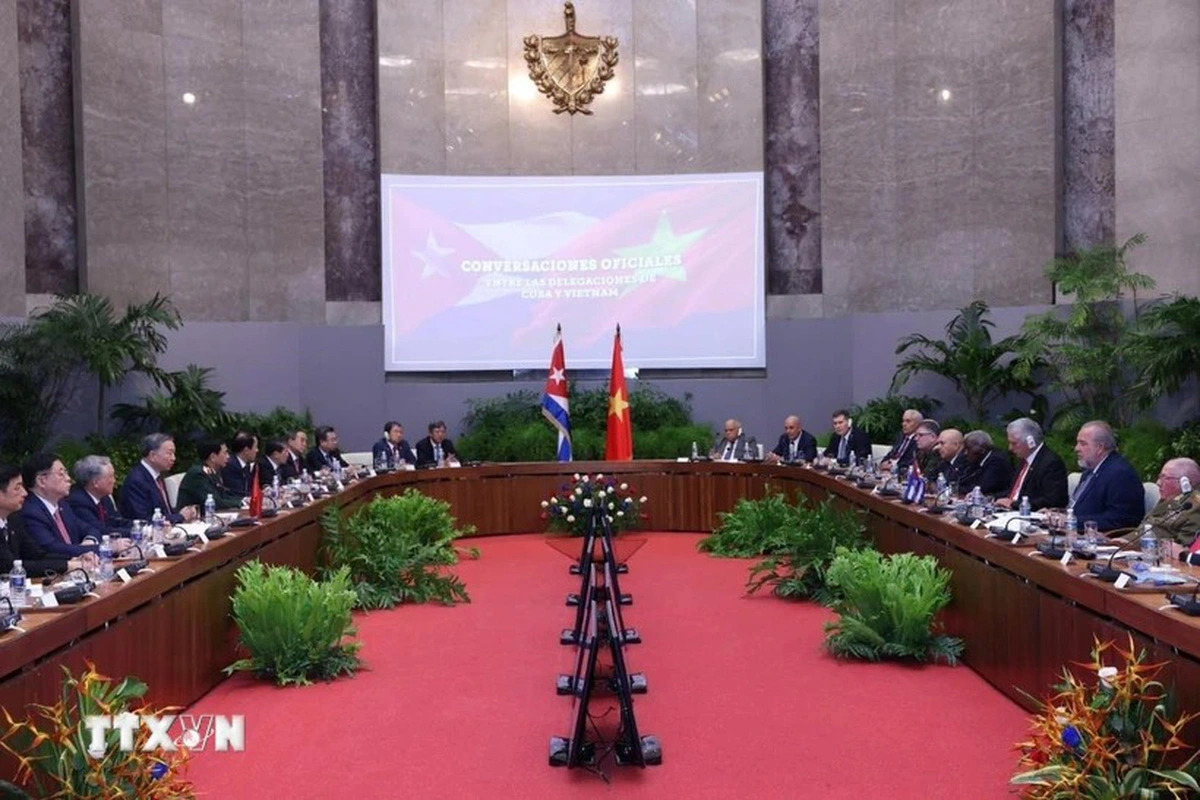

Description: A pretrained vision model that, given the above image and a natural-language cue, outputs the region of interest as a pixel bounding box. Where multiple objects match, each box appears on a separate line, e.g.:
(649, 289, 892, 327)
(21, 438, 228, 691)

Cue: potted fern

(744, 497, 868, 603)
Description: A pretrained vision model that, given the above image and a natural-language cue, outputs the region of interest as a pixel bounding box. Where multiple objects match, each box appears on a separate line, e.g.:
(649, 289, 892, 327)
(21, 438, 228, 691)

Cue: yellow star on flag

(608, 387, 629, 421)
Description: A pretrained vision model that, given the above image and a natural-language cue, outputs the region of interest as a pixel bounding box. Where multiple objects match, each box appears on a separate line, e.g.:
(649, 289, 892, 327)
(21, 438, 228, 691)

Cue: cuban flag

(541, 324, 572, 461)
(903, 469, 926, 504)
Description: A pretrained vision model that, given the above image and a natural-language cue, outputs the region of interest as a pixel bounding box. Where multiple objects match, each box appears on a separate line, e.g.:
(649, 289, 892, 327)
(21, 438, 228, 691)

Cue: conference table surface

(2, 459, 1200, 721)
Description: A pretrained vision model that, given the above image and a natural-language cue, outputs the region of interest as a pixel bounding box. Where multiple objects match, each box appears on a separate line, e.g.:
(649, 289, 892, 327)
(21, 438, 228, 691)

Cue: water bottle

(8, 560, 26, 609)
(99, 535, 114, 582)
(271, 474, 281, 506)
(1064, 508, 1078, 550)
(151, 508, 165, 545)
(936, 473, 948, 501)
(1140, 524, 1159, 567)
(970, 486, 984, 520)
(130, 520, 144, 548)
(1019, 495, 1031, 518)
(691, 441, 699, 461)
(203, 494, 217, 525)
(865, 454, 876, 475)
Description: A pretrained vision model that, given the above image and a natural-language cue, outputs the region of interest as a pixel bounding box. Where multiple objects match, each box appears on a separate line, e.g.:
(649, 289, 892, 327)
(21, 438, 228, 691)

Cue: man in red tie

(19, 452, 122, 558)
(118, 433, 199, 523)
(67, 455, 132, 535)
(0, 462, 88, 577)
(994, 417, 1068, 511)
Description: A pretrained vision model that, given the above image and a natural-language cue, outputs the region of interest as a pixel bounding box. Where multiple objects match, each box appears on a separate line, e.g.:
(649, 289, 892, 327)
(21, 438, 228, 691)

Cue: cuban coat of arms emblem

(523, 2, 619, 115)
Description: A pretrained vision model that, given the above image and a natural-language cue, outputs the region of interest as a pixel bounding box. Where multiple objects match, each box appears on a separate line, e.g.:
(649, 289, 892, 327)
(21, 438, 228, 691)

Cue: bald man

(1070, 420, 1144, 532)
(932, 428, 966, 489)
(767, 415, 818, 464)
(1143, 458, 1200, 545)
(711, 419, 746, 462)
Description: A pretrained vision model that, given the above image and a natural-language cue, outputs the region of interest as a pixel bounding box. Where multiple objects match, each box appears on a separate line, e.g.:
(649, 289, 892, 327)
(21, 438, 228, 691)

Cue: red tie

(96, 501, 107, 523)
(156, 477, 171, 510)
(52, 508, 72, 543)
(1009, 461, 1031, 501)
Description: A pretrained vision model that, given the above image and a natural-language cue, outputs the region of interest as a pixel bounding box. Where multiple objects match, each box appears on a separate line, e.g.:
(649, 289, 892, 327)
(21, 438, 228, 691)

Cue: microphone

(52, 568, 97, 604)
(116, 544, 149, 576)
(0, 596, 21, 630)
(1167, 579, 1200, 615)
(1087, 530, 1144, 582)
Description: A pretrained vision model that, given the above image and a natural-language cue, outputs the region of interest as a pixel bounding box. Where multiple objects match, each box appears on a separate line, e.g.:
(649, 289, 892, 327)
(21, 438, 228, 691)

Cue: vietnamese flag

(248, 462, 263, 518)
(605, 325, 634, 461)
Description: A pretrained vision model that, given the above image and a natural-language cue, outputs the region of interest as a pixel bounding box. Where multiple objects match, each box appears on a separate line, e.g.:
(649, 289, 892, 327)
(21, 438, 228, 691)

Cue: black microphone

(1088, 530, 1144, 582)
(116, 544, 149, 576)
(0, 596, 20, 630)
(204, 518, 230, 539)
(52, 568, 97, 604)
(1167, 580, 1200, 616)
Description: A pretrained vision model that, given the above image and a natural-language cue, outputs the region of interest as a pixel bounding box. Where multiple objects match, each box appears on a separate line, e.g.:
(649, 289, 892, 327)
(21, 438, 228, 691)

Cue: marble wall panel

(0, 2, 24, 316)
(1115, 0, 1200, 297)
(443, 0, 511, 174)
(696, 0, 763, 172)
(162, 2, 248, 321)
(1062, 0, 1115, 251)
(377, 0, 445, 173)
(75, 0, 170, 306)
(763, 0, 820, 296)
(566, 0, 634, 175)
(242, 0, 326, 322)
(321, 0, 381, 302)
(630, 0, 699, 173)
(18, 0, 75, 297)
(505, 3, 571, 174)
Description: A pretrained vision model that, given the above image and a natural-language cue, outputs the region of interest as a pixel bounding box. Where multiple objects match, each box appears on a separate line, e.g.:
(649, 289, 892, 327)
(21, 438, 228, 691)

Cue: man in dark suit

(119, 433, 198, 523)
(415, 420, 460, 468)
(996, 418, 1069, 511)
(282, 429, 308, 481)
(766, 415, 818, 464)
(931, 428, 967, 488)
(221, 432, 259, 497)
(880, 409, 923, 472)
(372, 421, 416, 469)
(0, 462, 75, 577)
(959, 430, 1015, 497)
(257, 441, 290, 488)
(178, 440, 245, 511)
(306, 426, 351, 473)
(822, 408, 872, 464)
(66, 455, 131, 535)
(1070, 421, 1145, 532)
(20, 452, 104, 558)
(710, 419, 747, 461)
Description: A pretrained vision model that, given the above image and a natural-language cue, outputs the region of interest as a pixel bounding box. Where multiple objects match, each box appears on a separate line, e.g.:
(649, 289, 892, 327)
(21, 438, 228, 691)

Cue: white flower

(566, 514, 575, 523)
(624, 497, 632, 505)
(1053, 706, 1069, 725)
(575, 487, 583, 495)
(616, 511, 624, 517)
(620, 483, 629, 491)
(639, 496, 647, 503)
(606, 515, 613, 521)
(573, 473, 580, 480)
(596, 473, 604, 479)
(583, 499, 593, 508)
(540, 500, 549, 508)
(608, 503, 615, 510)
(582, 474, 589, 483)
(1098, 666, 1118, 688)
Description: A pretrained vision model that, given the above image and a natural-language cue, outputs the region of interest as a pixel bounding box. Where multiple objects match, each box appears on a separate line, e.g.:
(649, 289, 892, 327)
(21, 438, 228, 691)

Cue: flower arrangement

(1012, 636, 1200, 798)
(541, 473, 648, 537)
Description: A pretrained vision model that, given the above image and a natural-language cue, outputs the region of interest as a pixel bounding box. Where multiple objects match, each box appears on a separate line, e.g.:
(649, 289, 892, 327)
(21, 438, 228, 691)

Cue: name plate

(117, 568, 132, 583)
(41, 592, 59, 609)
(1059, 551, 1073, 566)
(1010, 533, 1022, 545)
(1114, 573, 1132, 590)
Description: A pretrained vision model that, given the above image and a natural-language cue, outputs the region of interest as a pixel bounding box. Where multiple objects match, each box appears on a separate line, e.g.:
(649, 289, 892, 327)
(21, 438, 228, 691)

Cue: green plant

(698, 489, 806, 557)
(225, 562, 362, 686)
(226, 406, 314, 446)
(320, 490, 473, 608)
(0, 664, 192, 798)
(111, 364, 231, 445)
(1125, 295, 1200, 411)
(542, 473, 647, 536)
(823, 548, 963, 664)
(1012, 636, 1200, 799)
(745, 497, 869, 604)
(1159, 419, 1200, 466)
(1018, 234, 1155, 429)
(0, 322, 81, 462)
(32, 293, 181, 436)
(846, 395, 942, 443)
(891, 301, 1045, 422)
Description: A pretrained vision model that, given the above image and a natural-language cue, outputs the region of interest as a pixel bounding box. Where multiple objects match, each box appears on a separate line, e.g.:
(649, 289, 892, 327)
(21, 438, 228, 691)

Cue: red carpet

(185, 533, 1028, 798)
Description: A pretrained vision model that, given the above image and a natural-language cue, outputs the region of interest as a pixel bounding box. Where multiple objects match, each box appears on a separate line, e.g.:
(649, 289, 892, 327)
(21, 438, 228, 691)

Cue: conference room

(1, 1, 1198, 797)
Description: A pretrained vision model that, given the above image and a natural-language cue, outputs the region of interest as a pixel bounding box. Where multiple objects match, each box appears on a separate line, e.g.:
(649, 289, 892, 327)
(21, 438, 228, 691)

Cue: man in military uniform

(1142, 458, 1200, 545)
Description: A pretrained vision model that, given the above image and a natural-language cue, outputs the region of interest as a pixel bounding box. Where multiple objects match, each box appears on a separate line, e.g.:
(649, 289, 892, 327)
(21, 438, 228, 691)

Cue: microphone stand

(1087, 530, 1146, 582)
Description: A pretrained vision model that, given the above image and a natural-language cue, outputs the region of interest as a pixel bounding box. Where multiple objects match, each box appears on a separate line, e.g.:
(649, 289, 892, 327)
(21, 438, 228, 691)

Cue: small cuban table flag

(541, 324, 572, 462)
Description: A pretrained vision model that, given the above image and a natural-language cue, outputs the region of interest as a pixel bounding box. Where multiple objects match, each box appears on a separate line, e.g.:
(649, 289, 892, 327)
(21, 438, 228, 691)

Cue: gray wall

(0, 1, 23, 317)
